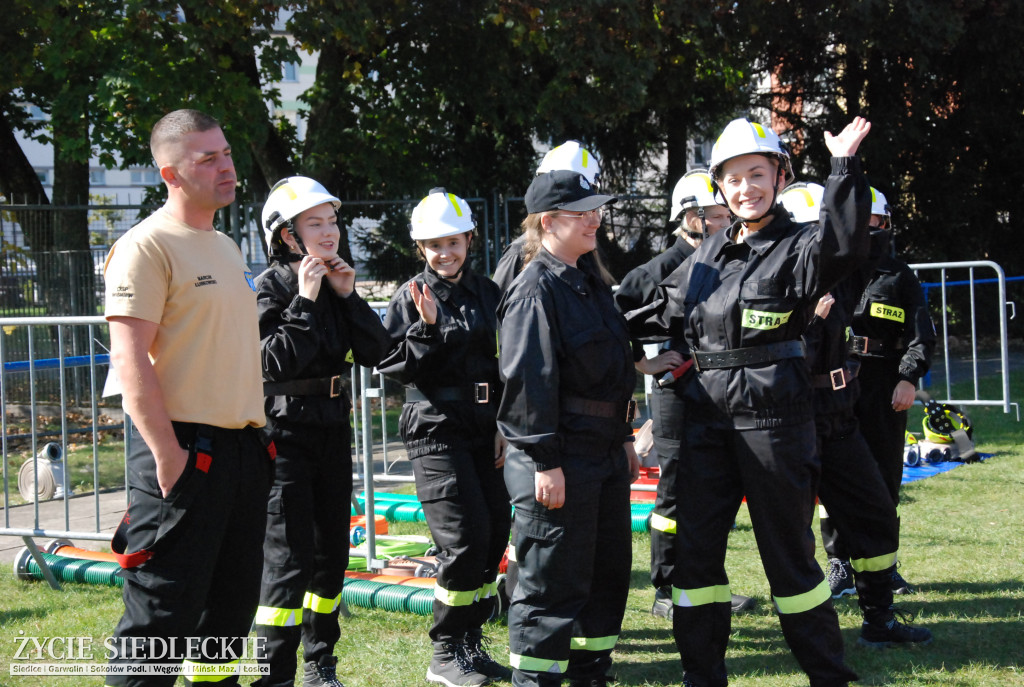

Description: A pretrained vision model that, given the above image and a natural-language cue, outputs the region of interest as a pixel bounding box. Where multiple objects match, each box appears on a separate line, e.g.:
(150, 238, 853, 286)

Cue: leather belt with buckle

(263, 375, 345, 398)
(692, 340, 806, 372)
(406, 383, 492, 405)
(811, 366, 858, 390)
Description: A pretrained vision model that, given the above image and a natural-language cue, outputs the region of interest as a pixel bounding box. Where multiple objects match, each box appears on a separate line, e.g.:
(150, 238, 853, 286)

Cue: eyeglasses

(549, 208, 606, 221)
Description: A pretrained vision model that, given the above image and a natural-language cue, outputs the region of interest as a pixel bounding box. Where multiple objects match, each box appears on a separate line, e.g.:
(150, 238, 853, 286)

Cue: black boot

(858, 606, 933, 648)
(465, 628, 512, 681)
(427, 640, 489, 687)
(303, 655, 345, 687)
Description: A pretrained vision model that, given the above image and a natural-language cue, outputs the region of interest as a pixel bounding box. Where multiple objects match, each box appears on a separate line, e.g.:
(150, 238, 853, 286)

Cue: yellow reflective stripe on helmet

(570, 635, 618, 652)
(818, 503, 829, 519)
(447, 193, 464, 217)
(672, 584, 731, 607)
(751, 122, 767, 138)
(869, 302, 906, 323)
(773, 579, 830, 614)
(870, 187, 879, 204)
(509, 653, 568, 673)
(742, 308, 793, 330)
(304, 591, 341, 615)
(851, 551, 898, 573)
(650, 512, 677, 534)
(181, 659, 239, 682)
(254, 605, 302, 627)
(582, 150, 589, 168)
(434, 585, 479, 607)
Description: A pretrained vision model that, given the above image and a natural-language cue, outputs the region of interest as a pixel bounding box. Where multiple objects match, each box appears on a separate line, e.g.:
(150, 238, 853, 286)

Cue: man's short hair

(150, 109, 221, 165)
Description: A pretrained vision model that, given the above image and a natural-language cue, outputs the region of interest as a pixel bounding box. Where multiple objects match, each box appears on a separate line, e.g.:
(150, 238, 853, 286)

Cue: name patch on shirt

(869, 302, 905, 323)
(194, 274, 217, 288)
(742, 308, 792, 330)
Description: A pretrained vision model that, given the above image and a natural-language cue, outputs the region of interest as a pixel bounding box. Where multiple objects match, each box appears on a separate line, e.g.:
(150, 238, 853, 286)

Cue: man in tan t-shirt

(103, 109, 270, 687)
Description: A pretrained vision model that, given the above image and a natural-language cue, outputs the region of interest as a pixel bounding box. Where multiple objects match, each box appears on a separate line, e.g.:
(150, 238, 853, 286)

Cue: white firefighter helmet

(778, 182, 825, 224)
(670, 170, 719, 221)
(708, 118, 794, 185)
(870, 186, 891, 219)
(536, 140, 601, 184)
(409, 188, 476, 241)
(262, 176, 341, 254)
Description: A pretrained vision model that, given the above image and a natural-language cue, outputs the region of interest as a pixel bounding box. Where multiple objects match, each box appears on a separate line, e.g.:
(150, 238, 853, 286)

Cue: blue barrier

(3, 354, 110, 373)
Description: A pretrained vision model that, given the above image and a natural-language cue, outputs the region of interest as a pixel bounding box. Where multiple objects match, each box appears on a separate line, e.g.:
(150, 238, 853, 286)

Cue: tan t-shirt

(104, 210, 265, 428)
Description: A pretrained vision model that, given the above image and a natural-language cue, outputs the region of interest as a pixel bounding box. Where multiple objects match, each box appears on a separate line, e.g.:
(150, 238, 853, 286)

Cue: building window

(89, 169, 106, 185)
(130, 168, 160, 185)
(36, 169, 50, 185)
(282, 62, 298, 82)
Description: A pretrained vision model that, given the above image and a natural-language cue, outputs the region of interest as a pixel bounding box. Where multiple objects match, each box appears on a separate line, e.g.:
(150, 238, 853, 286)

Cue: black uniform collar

(720, 213, 794, 258)
(422, 263, 479, 301)
(535, 246, 590, 294)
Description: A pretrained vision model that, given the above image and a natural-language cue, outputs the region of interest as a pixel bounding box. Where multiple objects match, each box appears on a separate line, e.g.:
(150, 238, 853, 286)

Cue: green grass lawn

(1, 377, 1022, 685)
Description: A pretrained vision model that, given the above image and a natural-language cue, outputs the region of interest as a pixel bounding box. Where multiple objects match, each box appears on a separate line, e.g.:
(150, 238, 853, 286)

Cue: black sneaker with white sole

(827, 557, 856, 599)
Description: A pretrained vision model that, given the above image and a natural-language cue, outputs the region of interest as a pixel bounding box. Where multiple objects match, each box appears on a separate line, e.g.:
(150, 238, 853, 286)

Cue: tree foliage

(3, 0, 1024, 294)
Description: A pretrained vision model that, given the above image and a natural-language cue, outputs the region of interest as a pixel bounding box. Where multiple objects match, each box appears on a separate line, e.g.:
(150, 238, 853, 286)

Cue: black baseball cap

(525, 170, 618, 214)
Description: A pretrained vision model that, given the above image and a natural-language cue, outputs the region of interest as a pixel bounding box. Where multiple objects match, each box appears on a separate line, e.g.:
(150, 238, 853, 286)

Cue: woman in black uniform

(254, 176, 390, 687)
(379, 188, 511, 687)
(626, 117, 872, 687)
(498, 170, 639, 687)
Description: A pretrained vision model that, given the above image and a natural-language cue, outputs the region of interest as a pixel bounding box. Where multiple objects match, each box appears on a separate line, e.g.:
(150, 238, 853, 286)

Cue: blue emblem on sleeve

(244, 271, 256, 292)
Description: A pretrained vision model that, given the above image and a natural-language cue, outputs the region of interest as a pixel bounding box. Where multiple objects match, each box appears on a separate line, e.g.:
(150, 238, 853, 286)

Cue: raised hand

(824, 117, 871, 158)
(409, 281, 437, 325)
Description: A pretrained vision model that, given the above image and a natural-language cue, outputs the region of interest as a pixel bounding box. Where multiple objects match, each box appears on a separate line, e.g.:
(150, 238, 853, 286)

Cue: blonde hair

(520, 212, 616, 286)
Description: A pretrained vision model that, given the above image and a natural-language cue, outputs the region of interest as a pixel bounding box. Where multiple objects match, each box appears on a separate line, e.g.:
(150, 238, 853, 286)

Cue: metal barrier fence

(1, 261, 1017, 574)
(910, 260, 1019, 419)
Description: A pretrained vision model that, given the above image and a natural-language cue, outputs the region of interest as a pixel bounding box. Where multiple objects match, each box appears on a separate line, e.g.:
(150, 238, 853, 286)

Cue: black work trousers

(648, 385, 684, 589)
(671, 418, 857, 687)
(853, 361, 908, 505)
(106, 423, 271, 687)
(254, 423, 352, 687)
(815, 411, 900, 620)
(414, 444, 512, 642)
(504, 444, 632, 687)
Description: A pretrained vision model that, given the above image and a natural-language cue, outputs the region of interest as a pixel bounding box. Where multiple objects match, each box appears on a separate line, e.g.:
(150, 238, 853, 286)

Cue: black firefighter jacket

(497, 247, 636, 472)
(378, 266, 503, 459)
(256, 261, 390, 427)
(625, 156, 871, 430)
(851, 255, 935, 385)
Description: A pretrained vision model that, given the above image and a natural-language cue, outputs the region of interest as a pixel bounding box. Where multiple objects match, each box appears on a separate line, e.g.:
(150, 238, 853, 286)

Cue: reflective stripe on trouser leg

(254, 606, 302, 627)
(304, 591, 342, 614)
(415, 447, 511, 642)
(504, 447, 631, 685)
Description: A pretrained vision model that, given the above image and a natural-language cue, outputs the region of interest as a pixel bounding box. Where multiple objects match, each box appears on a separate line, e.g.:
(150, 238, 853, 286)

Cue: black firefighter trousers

(254, 423, 353, 686)
(672, 419, 857, 687)
(105, 422, 270, 687)
(414, 444, 512, 642)
(504, 443, 632, 687)
(816, 411, 900, 622)
(648, 385, 684, 589)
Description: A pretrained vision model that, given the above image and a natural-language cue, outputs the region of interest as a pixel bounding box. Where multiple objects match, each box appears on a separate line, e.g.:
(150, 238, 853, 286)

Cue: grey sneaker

(827, 558, 856, 599)
(651, 586, 674, 620)
(303, 655, 345, 687)
(426, 641, 489, 687)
